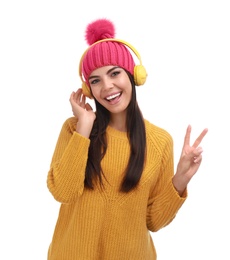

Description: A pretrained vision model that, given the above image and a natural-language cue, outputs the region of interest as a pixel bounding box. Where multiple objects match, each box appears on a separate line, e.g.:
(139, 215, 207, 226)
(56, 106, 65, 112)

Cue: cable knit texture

(47, 117, 187, 260)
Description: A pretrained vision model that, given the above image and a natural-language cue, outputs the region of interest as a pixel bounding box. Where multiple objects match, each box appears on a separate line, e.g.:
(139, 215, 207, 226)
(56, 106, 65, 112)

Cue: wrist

(172, 174, 188, 196)
(76, 120, 94, 138)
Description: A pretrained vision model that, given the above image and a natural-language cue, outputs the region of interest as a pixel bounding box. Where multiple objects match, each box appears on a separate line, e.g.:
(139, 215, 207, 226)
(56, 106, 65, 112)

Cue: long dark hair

(85, 71, 146, 192)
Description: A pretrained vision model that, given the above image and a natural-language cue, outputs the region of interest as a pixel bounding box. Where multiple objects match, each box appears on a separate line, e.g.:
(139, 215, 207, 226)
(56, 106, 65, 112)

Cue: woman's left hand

(172, 125, 208, 195)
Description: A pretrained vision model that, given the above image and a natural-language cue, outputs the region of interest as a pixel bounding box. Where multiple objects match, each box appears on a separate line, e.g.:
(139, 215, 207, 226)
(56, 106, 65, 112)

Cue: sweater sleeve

(47, 117, 90, 203)
(146, 125, 187, 232)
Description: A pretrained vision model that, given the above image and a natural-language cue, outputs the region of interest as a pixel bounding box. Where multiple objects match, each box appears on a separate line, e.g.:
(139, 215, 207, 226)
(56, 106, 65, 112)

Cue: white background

(0, 0, 229, 259)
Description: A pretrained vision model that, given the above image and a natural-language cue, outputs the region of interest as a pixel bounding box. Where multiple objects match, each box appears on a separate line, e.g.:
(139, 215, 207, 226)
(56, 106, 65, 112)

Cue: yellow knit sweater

(47, 117, 187, 260)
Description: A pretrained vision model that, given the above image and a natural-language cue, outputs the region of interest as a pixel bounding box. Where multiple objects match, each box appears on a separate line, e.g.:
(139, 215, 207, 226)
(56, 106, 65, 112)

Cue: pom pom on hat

(85, 18, 115, 45)
(81, 18, 135, 85)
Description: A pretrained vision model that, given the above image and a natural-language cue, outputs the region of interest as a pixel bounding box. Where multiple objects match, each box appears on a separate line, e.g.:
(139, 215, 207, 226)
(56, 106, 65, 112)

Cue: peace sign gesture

(172, 125, 208, 196)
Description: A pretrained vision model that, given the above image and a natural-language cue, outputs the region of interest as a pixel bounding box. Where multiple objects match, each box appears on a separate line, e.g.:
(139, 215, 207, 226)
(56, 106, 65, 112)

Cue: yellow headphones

(79, 38, 147, 99)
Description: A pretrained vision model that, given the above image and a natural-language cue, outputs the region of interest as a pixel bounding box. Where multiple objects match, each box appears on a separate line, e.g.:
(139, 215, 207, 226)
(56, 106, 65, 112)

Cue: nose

(101, 77, 114, 91)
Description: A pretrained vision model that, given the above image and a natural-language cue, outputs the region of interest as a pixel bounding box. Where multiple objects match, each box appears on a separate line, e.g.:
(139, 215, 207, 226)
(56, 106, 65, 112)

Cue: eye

(89, 78, 99, 85)
(111, 70, 121, 77)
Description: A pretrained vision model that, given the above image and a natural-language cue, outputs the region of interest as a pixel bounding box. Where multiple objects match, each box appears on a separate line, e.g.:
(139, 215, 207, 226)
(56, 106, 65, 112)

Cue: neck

(109, 113, 127, 132)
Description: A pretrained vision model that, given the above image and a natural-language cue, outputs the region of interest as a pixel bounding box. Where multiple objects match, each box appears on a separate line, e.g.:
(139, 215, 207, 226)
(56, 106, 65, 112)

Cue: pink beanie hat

(80, 18, 135, 86)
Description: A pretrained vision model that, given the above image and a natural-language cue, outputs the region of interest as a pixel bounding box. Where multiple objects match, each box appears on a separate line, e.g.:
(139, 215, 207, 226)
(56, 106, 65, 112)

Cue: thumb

(85, 103, 93, 111)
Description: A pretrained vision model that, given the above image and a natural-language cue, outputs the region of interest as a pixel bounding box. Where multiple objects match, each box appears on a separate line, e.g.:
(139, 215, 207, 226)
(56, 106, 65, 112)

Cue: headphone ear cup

(134, 65, 147, 86)
(82, 82, 93, 99)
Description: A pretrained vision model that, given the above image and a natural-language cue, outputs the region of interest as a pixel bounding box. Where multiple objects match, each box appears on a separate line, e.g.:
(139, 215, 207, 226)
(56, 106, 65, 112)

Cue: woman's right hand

(69, 88, 96, 138)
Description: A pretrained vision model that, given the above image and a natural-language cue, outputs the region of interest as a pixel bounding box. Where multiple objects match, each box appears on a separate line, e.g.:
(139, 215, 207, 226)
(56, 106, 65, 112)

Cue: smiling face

(89, 66, 132, 116)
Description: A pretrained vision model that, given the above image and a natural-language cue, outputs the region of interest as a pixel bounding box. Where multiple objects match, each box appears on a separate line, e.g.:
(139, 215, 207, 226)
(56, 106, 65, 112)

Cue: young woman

(47, 18, 208, 260)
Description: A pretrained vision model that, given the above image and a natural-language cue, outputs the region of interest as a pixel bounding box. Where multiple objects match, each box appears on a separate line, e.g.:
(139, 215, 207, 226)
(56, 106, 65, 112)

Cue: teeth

(106, 93, 120, 100)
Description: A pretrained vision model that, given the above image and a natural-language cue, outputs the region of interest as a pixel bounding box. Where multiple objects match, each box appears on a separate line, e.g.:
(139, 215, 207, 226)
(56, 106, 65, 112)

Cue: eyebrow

(88, 66, 120, 80)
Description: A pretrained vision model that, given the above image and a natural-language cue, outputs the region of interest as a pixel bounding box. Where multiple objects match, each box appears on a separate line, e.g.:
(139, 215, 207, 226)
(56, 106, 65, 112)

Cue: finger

(75, 89, 85, 105)
(81, 94, 86, 105)
(183, 125, 192, 147)
(193, 146, 203, 157)
(194, 154, 202, 164)
(76, 88, 82, 94)
(192, 128, 208, 148)
(69, 91, 75, 102)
